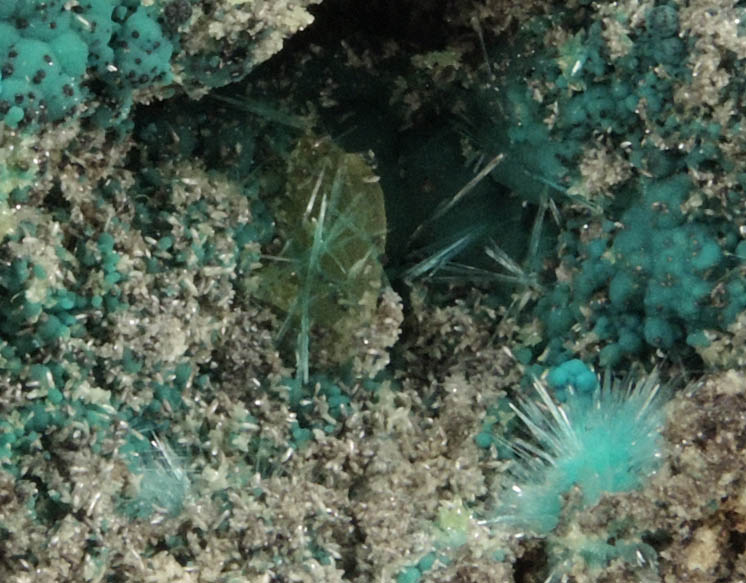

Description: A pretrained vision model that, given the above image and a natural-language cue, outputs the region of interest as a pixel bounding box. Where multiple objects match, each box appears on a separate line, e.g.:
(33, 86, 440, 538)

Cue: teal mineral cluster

(576, 175, 737, 365)
(470, 4, 689, 202)
(0, 1, 172, 127)
(546, 358, 597, 401)
(535, 171, 741, 367)
(454, 1, 746, 367)
(500, 370, 666, 535)
(0, 0, 321, 130)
